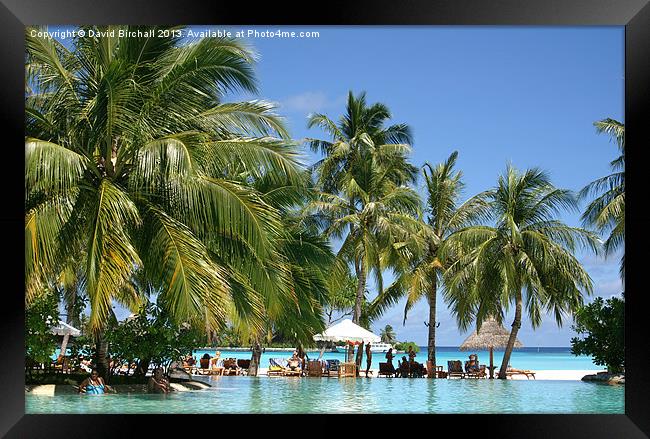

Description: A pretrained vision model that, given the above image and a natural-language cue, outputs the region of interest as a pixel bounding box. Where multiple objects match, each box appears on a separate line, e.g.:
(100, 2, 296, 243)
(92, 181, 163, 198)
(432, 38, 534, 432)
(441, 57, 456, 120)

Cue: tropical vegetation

(24, 25, 622, 381)
(570, 295, 624, 374)
(580, 119, 625, 280)
(442, 166, 599, 378)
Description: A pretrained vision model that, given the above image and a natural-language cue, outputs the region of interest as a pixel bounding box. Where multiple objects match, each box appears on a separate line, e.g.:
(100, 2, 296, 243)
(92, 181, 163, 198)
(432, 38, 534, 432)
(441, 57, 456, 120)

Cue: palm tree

(579, 118, 625, 279)
(25, 26, 304, 374)
(383, 152, 490, 375)
(380, 325, 397, 344)
(306, 92, 420, 365)
(443, 165, 598, 379)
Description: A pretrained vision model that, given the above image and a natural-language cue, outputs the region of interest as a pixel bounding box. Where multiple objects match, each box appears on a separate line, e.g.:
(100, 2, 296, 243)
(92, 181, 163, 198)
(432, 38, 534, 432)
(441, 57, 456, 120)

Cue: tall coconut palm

(579, 118, 625, 279)
(443, 165, 598, 379)
(25, 26, 303, 373)
(382, 152, 490, 375)
(307, 91, 420, 364)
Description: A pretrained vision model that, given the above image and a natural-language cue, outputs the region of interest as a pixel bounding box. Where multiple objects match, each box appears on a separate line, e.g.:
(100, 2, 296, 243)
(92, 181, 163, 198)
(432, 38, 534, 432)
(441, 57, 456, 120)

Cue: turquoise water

(191, 347, 603, 371)
(26, 376, 624, 414)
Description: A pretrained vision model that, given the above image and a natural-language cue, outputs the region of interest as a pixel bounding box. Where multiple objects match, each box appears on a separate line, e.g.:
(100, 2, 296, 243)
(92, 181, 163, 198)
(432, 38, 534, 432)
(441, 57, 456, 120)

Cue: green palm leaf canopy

(459, 317, 523, 351)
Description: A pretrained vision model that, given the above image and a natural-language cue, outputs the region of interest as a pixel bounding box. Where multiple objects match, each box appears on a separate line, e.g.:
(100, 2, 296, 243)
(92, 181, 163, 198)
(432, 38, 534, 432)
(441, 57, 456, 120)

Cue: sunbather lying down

(506, 368, 536, 379)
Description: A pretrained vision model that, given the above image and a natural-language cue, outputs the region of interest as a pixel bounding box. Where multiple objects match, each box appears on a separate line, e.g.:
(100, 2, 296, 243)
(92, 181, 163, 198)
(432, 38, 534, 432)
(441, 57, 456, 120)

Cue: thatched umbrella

(459, 317, 523, 379)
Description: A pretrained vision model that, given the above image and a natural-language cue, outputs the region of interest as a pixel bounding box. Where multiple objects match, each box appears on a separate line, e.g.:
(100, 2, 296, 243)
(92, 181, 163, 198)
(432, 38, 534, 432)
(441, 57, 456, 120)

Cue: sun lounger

(506, 368, 536, 379)
(267, 358, 287, 376)
(447, 360, 465, 378)
(465, 364, 487, 378)
(221, 358, 240, 375)
(323, 359, 340, 377)
(378, 362, 396, 377)
(237, 359, 251, 376)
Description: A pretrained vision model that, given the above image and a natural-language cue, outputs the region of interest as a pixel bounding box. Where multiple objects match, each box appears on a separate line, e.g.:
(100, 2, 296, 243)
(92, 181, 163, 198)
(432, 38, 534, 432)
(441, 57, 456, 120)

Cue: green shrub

(394, 341, 419, 353)
(571, 296, 624, 373)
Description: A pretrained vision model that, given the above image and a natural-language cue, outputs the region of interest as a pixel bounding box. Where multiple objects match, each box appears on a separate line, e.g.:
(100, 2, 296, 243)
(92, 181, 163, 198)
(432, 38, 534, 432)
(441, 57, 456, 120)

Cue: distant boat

(333, 342, 396, 353)
(369, 342, 396, 353)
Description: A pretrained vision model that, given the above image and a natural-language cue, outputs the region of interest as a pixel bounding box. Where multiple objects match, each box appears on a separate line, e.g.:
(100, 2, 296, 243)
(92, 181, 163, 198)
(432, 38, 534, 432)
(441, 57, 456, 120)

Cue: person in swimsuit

(385, 348, 395, 372)
(148, 367, 171, 394)
(365, 343, 373, 377)
(79, 368, 112, 394)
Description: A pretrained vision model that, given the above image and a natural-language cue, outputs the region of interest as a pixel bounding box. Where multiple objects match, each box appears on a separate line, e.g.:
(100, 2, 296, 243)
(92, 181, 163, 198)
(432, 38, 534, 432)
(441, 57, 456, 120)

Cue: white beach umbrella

(50, 321, 81, 337)
(50, 321, 81, 359)
(313, 319, 381, 362)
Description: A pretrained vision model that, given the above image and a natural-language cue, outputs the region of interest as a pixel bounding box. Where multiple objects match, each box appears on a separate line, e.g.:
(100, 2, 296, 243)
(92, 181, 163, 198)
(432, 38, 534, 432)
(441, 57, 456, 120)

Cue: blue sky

(54, 26, 624, 346)
(215, 26, 624, 346)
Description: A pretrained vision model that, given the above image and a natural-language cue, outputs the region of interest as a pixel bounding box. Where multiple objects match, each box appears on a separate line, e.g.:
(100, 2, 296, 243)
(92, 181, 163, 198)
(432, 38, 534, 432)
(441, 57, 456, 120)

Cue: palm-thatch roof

(459, 317, 523, 351)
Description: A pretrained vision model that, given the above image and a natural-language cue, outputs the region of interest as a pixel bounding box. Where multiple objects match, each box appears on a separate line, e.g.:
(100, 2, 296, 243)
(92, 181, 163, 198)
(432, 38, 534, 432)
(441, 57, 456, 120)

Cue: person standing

(365, 343, 373, 377)
(385, 348, 395, 374)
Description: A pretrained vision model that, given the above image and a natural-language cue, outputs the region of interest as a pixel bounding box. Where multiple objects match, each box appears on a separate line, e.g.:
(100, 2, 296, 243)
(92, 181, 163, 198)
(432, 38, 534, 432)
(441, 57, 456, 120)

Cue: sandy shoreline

(241, 368, 606, 381)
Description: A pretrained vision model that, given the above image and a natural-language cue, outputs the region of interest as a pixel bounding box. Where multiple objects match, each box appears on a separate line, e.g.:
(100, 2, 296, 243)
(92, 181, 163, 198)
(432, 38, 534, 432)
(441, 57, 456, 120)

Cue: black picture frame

(2, 0, 649, 436)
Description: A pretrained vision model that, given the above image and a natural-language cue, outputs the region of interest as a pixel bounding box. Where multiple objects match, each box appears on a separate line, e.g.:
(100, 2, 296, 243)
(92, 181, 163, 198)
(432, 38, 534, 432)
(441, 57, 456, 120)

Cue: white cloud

(279, 91, 346, 114)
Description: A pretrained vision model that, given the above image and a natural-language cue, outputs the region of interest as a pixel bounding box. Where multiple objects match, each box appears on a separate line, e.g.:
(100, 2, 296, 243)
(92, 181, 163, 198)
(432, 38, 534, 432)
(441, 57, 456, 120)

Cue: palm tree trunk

(249, 340, 262, 376)
(497, 293, 523, 379)
(353, 259, 366, 324)
(427, 276, 437, 378)
(94, 332, 109, 379)
(350, 258, 366, 363)
(355, 342, 364, 376)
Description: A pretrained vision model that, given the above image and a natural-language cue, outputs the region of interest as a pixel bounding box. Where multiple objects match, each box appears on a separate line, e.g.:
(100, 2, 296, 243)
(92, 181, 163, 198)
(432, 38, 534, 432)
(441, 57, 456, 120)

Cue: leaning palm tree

(382, 152, 490, 375)
(25, 26, 303, 373)
(443, 165, 599, 379)
(579, 118, 625, 279)
(307, 91, 420, 365)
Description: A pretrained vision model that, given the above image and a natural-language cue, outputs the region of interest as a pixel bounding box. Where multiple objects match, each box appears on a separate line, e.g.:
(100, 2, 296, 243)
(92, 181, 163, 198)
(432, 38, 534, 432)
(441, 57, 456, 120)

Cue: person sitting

(210, 351, 221, 368)
(185, 355, 196, 367)
(466, 354, 479, 372)
(287, 351, 301, 371)
(200, 353, 211, 369)
(79, 368, 113, 394)
(148, 367, 171, 394)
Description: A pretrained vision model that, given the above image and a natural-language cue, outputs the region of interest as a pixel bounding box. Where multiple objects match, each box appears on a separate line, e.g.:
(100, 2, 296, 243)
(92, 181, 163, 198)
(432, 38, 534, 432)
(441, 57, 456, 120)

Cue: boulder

(581, 372, 625, 385)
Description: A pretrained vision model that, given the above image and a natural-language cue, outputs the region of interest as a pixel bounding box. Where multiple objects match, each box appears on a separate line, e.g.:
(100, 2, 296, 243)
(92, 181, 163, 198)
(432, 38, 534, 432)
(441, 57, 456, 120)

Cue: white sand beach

(241, 368, 606, 381)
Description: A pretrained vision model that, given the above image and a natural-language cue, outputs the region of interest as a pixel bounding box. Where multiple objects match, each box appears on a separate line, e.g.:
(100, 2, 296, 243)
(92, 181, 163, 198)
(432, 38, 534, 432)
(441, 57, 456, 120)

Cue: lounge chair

(237, 359, 251, 376)
(447, 360, 465, 378)
(465, 363, 487, 378)
(338, 362, 356, 378)
(506, 367, 536, 379)
(307, 360, 324, 377)
(323, 359, 340, 377)
(377, 362, 396, 378)
(222, 358, 240, 375)
(267, 358, 287, 376)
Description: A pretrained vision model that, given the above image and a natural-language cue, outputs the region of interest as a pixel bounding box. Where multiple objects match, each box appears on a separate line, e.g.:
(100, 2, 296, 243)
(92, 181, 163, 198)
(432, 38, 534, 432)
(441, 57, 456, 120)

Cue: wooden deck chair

(307, 360, 323, 377)
(338, 362, 356, 378)
(447, 360, 465, 378)
(237, 359, 251, 376)
(377, 362, 395, 377)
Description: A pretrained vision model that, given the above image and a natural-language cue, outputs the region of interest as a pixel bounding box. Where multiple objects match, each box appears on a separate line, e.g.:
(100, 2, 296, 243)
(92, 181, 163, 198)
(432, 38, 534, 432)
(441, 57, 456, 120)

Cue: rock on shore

(581, 371, 625, 385)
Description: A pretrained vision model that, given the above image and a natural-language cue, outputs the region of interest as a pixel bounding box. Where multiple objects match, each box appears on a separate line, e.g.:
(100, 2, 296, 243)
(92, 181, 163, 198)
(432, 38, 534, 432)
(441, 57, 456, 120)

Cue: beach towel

(269, 358, 288, 370)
